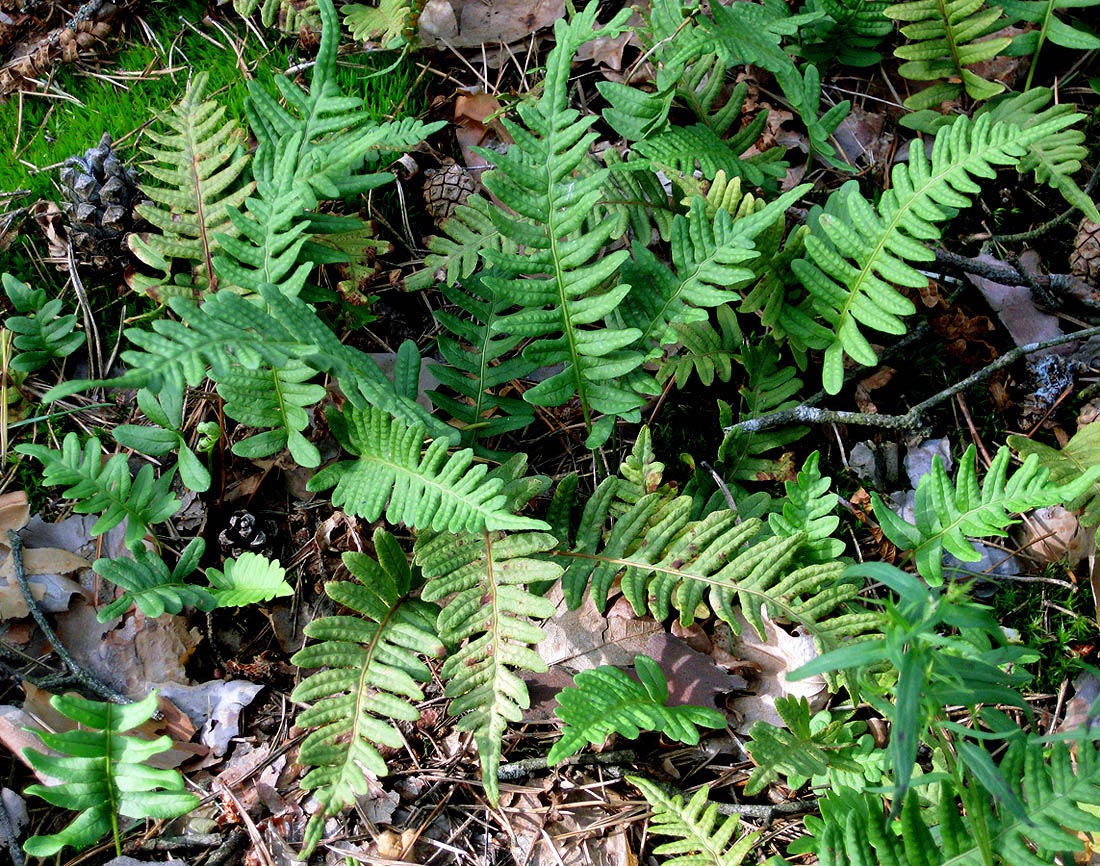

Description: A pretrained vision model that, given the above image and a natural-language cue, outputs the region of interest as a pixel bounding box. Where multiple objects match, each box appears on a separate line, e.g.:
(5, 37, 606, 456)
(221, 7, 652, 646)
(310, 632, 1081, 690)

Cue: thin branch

(933, 248, 1100, 310)
(724, 326, 1100, 437)
(7, 530, 129, 704)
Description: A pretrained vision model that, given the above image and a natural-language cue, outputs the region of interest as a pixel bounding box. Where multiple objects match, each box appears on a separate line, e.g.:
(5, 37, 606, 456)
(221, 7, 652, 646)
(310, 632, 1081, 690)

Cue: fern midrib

(363, 449, 499, 526)
(636, 229, 728, 350)
(545, 147, 593, 434)
(347, 591, 403, 786)
(911, 495, 1015, 562)
(104, 704, 122, 856)
(182, 86, 218, 293)
(939, 0, 966, 86)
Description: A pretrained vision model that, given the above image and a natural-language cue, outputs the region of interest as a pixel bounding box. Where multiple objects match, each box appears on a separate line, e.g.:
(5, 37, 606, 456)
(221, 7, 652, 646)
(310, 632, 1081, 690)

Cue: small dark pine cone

(423, 162, 477, 225)
(218, 510, 279, 559)
(59, 132, 141, 271)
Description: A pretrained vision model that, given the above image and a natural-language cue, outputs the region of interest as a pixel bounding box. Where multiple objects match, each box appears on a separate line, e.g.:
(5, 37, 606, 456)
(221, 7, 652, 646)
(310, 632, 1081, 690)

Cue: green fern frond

(980, 88, 1100, 221)
(15, 434, 180, 548)
(744, 696, 868, 795)
(343, 0, 417, 46)
(886, 0, 1012, 107)
(811, 741, 1100, 866)
(113, 388, 213, 492)
(22, 691, 198, 857)
(1008, 423, 1100, 527)
(477, 3, 641, 448)
(307, 405, 549, 533)
(428, 275, 538, 449)
(768, 451, 845, 563)
(796, 0, 893, 67)
(792, 112, 1081, 393)
(233, 0, 318, 31)
(717, 343, 808, 482)
(2, 273, 84, 374)
(548, 655, 726, 764)
(619, 190, 809, 356)
(205, 552, 293, 607)
(629, 776, 760, 866)
(632, 121, 788, 189)
(657, 303, 742, 389)
(216, 357, 326, 467)
(408, 195, 511, 290)
(94, 538, 212, 622)
(872, 443, 1100, 585)
(414, 528, 560, 805)
(598, 148, 677, 244)
(291, 529, 443, 856)
(994, 0, 1100, 87)
(127, 72, 254, 298)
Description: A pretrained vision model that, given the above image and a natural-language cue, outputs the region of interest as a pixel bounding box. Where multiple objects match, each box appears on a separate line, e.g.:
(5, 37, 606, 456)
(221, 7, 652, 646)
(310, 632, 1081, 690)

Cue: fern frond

(632, 121, 788, 189)
(598, 148, 677, 244)
(811, 741, 1100, 866)
(796, 0, 893, 67)
(428, 275, 538, 449)
(980, 88, 1100, 221)
(657, 303, 742, 389)
(307, 405, 548, 533)
(477, 3, 641, 447)
(792, 112, 1081, 393)
(408, 195, 512, 290)
(291, 529, 443, 856)
(205, 552, 293, 607)
(15, 434, 180, 548)
(548, 655, 726, 764)
(233, 0, 318, 31)
(768, 452, 845, 563)
(414, 528, 560, 804)
(22, 691, 198, 857)
(717, 343, 808, 482)
(113, 388, 213, 492)
(2, 273, 84, 373)
(216, 357, 326, 467)
(886, 0, 1012, 107)
(1008, 423, 1100, 527)
(94, 538, 212, 621)
(629, 776, 760, 866)
(872, 444, 1100, 584)
(127, 72, 254, 298)
(744, 696, 868, 795)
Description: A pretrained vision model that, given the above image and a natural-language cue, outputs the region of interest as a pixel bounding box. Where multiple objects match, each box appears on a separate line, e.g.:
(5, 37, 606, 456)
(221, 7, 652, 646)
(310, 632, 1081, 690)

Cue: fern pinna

(790, 111, 1083, 393)
(291, 529, 444, 856)
(548, 655, 725, 764)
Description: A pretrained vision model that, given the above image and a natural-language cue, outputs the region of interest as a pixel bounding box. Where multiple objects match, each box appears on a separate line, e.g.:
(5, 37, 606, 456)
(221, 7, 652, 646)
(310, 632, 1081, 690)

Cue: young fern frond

(547, 655, 726, 764)
(94, 538, 212, 622)
(791, 112, 1082, 393)
(408, 195, 512, 290)
(15, 434, 180, 548)
(477, 3, 641, 448)
(308, 405, 549, 533)
(2, 273, 84, 374)
(428, 275, 538, 449)
(22, 692, 198, 857)
(205, 552, 293, 607)
(657, 303, 742, 389)
(886, 0, 1012, 109)
(628, 776, 760, 866)
(768, 452, 845, 564)
(127, 72, 254, 298)
(871, 444, 1100, 584)
(291, 529, 443, 857)
(414, 528, 560, 805)
(216, 357, 326, 467)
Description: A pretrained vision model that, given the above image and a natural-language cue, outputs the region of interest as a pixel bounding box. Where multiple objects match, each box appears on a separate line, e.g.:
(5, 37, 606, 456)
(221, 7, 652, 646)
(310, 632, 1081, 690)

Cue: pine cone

(218, 510, 279, 559)
(423, 162, 476, 225)
(59, 132, 140, 270)
(1070, 218, 1100, 283)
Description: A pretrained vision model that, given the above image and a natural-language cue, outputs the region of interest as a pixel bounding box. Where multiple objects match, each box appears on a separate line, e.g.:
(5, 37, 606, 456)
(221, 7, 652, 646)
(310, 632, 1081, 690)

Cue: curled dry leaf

(1017, 505, 1093, 567)
(0, 547, 90, 620)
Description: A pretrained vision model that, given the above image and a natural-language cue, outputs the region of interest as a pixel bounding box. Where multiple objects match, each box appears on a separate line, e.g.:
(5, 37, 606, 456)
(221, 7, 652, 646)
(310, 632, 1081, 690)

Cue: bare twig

(7, 530, 128, 704)
(723, 326, 1100, 437)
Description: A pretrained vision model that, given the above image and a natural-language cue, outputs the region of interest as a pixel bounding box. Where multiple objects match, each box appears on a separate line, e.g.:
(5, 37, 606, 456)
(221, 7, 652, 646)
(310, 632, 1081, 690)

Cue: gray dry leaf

(538, 588, 663, 671)
(966, 254, 1065, 350)
(717, 611, 826, 732)
(0, 547, 90, 620)
(156, 679, 265, 757)
(419, 0, 563, 48)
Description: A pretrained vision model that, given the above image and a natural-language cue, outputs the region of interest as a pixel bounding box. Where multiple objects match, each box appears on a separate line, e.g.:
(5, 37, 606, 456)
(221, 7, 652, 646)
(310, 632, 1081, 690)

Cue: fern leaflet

(547, 655, 725, 764)
(629, 776, 760, 866)
(415, 527, 560, 805)
(1008, 423, 1100, 528)
(291, 529, 443, 856)
(15, 434, 180, 548)
(205, 552, 293, 607)
(2, 274, 84, 373)
(657, 303, 742, 389)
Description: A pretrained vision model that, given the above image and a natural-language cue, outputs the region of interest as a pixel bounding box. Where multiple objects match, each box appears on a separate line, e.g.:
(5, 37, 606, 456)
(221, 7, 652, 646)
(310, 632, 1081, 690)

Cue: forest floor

(2, 0, 1100, 864)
